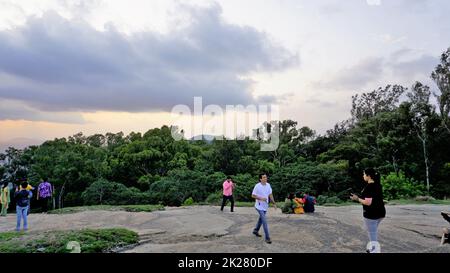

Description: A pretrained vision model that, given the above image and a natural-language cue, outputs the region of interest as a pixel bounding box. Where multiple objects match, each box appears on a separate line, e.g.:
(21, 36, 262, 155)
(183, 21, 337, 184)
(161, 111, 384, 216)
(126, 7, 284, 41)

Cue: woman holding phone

(351, 168, 386, 253)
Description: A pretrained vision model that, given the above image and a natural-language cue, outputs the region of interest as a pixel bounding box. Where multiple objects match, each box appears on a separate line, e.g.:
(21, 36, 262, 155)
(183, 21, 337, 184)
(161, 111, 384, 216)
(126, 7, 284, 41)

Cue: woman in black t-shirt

(351, 168, 386, 253)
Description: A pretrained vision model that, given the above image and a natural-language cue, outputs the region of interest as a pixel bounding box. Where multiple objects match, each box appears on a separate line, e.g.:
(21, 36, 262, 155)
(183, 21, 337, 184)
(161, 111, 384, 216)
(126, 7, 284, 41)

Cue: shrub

(206, 191, 223, 204)
(183, 197, 195, 206)
(316, 195, 328, 205)
(325, 196, 342, 204)
(81, 179, 151, 206)
(381, 172, 426, 200)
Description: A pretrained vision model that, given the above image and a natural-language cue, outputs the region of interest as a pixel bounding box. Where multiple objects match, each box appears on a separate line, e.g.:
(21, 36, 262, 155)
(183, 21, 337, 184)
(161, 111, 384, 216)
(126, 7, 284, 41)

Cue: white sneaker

(366, 241, 381, 253)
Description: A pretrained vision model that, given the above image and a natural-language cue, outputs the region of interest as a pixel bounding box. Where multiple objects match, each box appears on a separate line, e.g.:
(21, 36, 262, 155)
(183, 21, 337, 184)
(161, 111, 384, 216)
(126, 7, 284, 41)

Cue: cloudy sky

(0, 0, 449, 148)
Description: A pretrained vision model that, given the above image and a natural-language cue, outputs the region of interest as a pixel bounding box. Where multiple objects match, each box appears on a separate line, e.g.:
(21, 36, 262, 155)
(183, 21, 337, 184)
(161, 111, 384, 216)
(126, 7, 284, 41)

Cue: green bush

(316, 195, 343, 205)
(232, 173, 256, 202)
(183, 197, 195, 206)
(316, 195, 328, 205)
(206, 191, 223, 204)
(325, 196, 342, 204)
(81, 179, 151, 206)
(147, 170, 227, 206)
(381, 172, 426, 200)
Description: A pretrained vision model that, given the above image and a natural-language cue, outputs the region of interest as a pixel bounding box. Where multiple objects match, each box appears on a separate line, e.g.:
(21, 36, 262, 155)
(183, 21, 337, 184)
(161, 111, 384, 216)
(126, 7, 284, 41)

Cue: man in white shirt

(251, 173, 277, 244)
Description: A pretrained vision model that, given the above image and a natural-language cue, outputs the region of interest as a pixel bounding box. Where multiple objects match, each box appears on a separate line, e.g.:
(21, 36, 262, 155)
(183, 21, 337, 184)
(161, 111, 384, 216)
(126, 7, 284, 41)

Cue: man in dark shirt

(15, 181, 32, 231)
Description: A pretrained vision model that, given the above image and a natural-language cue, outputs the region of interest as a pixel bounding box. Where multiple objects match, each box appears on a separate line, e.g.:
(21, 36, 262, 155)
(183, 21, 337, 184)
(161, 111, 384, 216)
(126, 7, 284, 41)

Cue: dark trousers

(221, 195, 234, 212)
(41, 197, 50, 212)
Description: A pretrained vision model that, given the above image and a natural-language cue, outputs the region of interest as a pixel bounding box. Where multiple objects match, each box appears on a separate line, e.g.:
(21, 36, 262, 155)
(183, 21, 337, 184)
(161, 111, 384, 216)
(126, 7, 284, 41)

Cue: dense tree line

(1, 48, 450, 207)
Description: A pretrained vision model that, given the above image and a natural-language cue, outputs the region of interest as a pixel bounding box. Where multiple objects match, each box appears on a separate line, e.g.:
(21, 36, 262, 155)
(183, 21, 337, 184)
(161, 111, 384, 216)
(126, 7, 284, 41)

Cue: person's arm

(269, 194, 277, 208)
(351, 194, 372, 206)
(442, 211, 450, 223)
(252, 194, 267, 202)
(359, 197, 372, 206)
(37, 187, 40, 200)
(5, 189, 10, 207)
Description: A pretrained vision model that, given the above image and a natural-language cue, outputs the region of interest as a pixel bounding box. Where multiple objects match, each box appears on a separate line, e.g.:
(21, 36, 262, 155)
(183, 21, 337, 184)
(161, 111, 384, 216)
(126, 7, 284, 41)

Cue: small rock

(414, 196, 436, 202)
(37, 247, 46, 253)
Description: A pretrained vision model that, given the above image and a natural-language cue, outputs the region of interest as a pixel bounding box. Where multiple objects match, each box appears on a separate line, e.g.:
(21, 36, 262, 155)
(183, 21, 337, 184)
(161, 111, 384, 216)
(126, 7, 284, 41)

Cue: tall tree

(432, 48, 450, 132)
(407, 82, 435, 193)
(351, 85, 406, 123)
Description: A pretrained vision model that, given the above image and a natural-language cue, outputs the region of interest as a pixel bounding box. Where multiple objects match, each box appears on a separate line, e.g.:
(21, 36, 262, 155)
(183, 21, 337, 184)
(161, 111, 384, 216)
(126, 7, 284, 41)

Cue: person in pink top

(220, 176, 235, 212)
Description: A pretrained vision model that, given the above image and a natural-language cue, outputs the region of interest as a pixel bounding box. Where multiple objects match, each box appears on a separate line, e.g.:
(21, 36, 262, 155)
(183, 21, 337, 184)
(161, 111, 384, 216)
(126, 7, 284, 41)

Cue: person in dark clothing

(303, 192, 316, 213)
(441, 211, 450, 245)
(351, 168, 386, 253)
(15, 181, 32, 232)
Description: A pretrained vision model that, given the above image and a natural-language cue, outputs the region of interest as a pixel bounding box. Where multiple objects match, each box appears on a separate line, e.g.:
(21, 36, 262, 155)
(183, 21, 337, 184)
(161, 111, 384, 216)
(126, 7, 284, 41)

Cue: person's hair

(227, 176, 232, 180)
(43, 177, 49, 182)
(20, 181, 29, 189)
(259, 173, 267, 180)
(364, 168, 381, 184)
(295, 192, 303, 198)
(2, 181, 7, 189)
(288, 192, 295, 200)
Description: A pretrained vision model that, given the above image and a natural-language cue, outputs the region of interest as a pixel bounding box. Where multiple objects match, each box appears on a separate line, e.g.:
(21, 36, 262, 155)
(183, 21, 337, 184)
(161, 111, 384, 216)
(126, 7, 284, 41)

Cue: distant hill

(0, 138, 44, 153)
(189, 135, 221, 143)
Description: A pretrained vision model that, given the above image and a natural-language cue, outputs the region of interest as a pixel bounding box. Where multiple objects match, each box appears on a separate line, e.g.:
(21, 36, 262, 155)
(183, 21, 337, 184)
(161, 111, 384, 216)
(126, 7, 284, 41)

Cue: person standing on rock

(37, 178, 53, 213)
(1, 181, 10, 216)
(221, 176, 235, 212)
(351, 168, 386, 253)
(15, 181, 33, 232)
(252, 173, 277, 244)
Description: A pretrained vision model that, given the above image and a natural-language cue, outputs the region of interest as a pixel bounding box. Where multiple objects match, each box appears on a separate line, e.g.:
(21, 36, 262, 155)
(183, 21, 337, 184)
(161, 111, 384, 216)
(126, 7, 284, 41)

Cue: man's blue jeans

(254, 209, 270, 240)
(16, 206, 28, 231)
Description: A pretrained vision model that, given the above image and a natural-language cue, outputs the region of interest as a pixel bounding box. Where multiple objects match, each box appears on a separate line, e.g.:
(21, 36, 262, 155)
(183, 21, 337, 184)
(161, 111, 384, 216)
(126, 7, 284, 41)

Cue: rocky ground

(1, 205, 449, 253)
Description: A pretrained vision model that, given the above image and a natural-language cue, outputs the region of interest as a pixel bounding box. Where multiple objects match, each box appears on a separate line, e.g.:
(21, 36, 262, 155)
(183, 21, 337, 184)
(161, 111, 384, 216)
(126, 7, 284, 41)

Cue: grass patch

(0, 231, 24, 241)
(48, 204, 165, 214)
(0, 228, 139, 253)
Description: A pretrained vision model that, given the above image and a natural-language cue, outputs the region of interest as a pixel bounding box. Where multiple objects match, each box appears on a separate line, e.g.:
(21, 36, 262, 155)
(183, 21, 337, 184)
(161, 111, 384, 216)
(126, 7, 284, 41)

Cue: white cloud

(0, 4, 298, 119)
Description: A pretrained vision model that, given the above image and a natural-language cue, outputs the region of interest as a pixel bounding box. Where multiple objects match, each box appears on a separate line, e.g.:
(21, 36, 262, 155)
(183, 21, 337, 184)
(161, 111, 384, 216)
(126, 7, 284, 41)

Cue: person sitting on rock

(441, 211, 450, 245)
(303, 192, 317, 213)
(282, 193, 297, 214)
(293, 192, 305, 215)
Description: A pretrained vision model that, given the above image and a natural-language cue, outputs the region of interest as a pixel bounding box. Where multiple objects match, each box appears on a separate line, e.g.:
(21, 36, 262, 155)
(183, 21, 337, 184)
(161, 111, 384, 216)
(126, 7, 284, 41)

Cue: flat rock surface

(1, 205, 449, 253)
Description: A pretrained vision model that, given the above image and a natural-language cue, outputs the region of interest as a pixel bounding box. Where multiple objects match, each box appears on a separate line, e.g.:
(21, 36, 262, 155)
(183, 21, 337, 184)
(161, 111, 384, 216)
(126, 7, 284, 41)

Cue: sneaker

(265, 239, 272, 244)
(252, 231, 262, 237)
